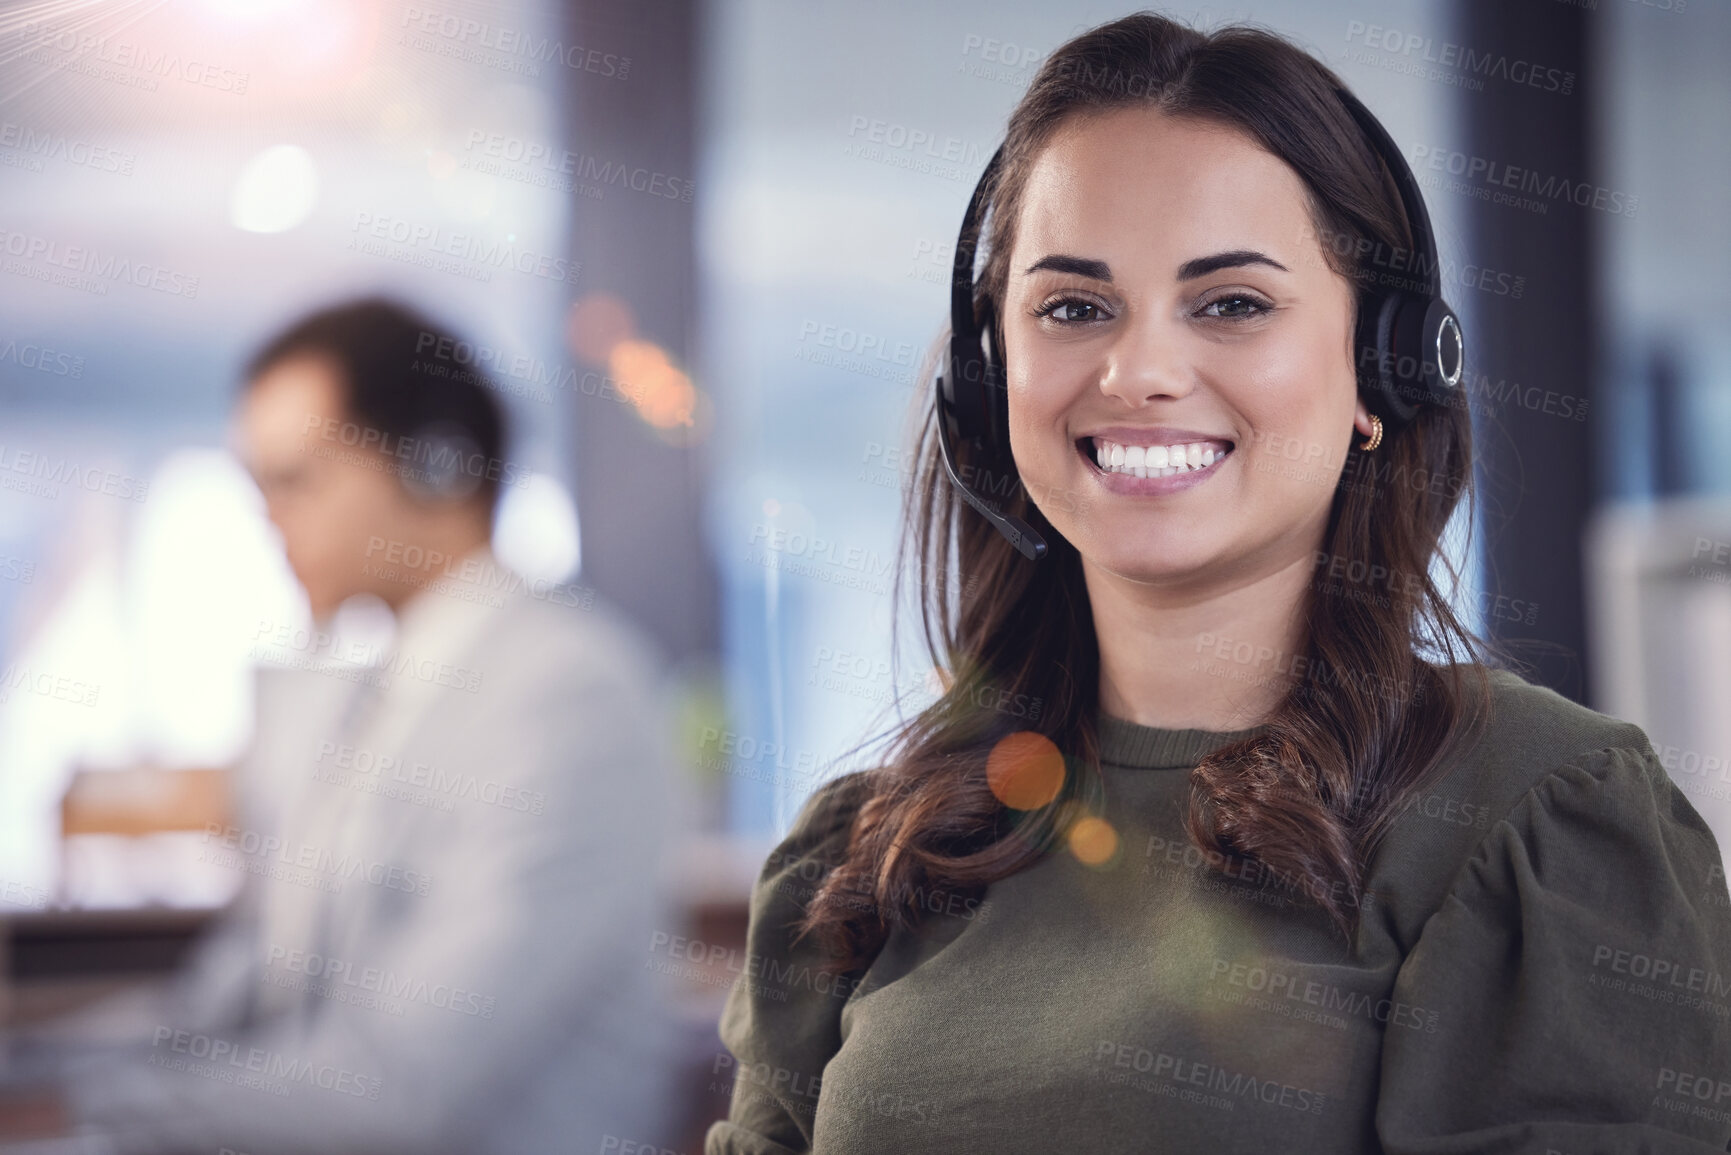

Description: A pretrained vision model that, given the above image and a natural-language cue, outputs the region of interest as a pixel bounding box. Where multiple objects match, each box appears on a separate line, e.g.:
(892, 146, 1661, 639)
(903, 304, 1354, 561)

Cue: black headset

(933, 85, 1466, 563)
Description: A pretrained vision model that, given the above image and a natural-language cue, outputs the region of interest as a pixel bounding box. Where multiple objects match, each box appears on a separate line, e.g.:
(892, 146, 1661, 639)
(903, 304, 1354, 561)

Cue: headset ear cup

(1389, 294, 1464, 413)
(980, 305, 1011, 457)
(1357, 290, 1420, 425)
(946, 326, 988, 453)
(1413, 297, 1463, 400)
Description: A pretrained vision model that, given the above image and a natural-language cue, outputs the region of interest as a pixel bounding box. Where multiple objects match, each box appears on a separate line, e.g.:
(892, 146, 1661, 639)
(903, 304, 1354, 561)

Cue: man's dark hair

(245, 297, 507, 506)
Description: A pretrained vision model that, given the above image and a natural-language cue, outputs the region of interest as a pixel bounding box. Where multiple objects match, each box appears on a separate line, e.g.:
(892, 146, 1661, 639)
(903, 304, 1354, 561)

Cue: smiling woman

(706, 12, 1731, 1155)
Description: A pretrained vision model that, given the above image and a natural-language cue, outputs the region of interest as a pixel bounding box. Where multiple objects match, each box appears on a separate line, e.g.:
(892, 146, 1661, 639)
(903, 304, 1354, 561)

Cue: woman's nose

(1095, 317, 1194, 405)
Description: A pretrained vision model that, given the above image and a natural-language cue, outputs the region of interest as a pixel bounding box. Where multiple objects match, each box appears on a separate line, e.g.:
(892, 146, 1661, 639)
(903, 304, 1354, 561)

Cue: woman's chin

(1081, 541, 1223, 587)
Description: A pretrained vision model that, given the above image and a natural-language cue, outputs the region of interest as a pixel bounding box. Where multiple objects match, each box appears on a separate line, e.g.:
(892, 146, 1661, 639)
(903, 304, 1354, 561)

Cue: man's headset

(400, 420, 486, 502)
(933, 85, 1466, 563)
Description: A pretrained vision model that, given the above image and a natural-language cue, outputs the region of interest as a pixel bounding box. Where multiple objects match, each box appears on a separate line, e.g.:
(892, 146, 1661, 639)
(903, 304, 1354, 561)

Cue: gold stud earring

(1358, 414, 1383, 452)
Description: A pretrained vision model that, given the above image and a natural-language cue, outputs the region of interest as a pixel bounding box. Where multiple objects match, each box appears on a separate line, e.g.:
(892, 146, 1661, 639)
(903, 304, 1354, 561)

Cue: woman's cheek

(1005, 369, 1056, 475)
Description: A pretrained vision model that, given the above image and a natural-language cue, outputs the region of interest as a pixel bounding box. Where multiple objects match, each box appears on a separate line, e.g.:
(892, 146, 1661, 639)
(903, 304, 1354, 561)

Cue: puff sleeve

(1377, 745, 1731, 1154)
(705, 772, 874, 1155)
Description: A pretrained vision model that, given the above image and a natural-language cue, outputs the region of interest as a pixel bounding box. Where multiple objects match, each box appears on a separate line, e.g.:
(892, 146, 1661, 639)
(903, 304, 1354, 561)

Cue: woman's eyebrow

(1021, 250, 1291, 282)
(1022, 254, 1112, 280)
(1176, 249, 1289, 281)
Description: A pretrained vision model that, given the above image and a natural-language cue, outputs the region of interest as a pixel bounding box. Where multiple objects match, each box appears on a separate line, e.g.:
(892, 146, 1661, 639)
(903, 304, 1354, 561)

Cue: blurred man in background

(1, 298, 691, 1153)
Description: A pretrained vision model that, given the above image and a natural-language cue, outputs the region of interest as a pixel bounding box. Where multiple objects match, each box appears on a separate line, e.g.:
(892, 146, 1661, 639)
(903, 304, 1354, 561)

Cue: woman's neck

(1086, 549, 1315, 731)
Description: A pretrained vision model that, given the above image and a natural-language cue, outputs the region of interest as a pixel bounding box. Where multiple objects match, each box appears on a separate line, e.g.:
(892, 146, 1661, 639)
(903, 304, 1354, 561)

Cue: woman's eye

(1199, 294, 1269, 320)
(1037, 299, 1101, 324)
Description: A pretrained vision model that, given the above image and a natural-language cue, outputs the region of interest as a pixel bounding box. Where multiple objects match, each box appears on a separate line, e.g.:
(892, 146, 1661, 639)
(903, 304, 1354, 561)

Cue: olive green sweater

(706, 669, 1731, 1154)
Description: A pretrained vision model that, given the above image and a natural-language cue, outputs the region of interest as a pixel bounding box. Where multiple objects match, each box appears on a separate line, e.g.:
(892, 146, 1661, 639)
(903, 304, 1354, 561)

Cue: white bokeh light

(493, 473, 580, 585)
(229, 144, 319, 234)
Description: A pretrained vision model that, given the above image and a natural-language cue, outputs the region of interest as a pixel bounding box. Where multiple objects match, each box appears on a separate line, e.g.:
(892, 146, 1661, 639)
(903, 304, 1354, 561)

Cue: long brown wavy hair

(801, 12, 1493, 971)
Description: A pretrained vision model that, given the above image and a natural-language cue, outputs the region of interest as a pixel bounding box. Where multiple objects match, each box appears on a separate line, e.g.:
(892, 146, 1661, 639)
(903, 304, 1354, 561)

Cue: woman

(707, 13, 1731, 1154)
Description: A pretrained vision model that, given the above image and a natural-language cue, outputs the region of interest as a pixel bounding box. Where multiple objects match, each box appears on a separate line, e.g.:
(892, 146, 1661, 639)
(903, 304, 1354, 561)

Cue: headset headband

(1332, 87, 1440, 298)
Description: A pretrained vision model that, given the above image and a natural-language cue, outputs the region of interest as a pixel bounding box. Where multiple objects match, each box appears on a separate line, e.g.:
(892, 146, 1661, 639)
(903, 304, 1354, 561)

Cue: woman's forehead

(1012, 110, 1316, 272)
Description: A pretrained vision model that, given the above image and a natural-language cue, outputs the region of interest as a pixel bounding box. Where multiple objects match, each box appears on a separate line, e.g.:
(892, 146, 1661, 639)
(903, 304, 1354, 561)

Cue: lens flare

(986, 731, 1065, 810)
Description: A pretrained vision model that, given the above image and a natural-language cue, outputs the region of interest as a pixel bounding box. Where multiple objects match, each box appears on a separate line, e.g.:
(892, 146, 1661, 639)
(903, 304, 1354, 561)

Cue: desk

(0, 908, 217, 1028)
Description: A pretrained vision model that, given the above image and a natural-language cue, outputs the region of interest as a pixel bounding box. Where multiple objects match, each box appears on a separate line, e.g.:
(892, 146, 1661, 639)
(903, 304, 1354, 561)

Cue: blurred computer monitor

(1588, 498, 1731, 859)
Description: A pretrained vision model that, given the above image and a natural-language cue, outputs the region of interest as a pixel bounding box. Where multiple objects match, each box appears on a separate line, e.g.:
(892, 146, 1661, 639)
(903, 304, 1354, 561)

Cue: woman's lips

(1075, 436, 1235, 495)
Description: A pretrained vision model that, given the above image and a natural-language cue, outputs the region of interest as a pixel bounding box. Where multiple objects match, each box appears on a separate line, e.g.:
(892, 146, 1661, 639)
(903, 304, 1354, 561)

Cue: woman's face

(1002, 107, 1369, 593)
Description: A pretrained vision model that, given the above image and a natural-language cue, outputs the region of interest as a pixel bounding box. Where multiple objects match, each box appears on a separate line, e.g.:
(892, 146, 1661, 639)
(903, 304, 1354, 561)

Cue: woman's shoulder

(777, 770, 876, 856)
(1434, 664, 1660, 818)
(745, 771, 879, 907)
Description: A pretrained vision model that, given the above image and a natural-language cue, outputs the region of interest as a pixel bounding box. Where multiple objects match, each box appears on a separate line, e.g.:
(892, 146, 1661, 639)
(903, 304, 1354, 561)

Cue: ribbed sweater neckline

(1095, 712, 1268, 770)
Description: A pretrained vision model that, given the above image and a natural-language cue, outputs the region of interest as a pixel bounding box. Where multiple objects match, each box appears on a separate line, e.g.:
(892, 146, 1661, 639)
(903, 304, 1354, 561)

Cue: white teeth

(1089, 438, 1231, 478)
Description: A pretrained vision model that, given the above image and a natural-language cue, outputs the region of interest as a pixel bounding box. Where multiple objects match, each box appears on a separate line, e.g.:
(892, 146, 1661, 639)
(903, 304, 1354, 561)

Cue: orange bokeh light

(986, 731, 1065, 811)
(1067, 815, 1119, 865)
(608, 339, 697, 430)
(566, 293, 636, 364)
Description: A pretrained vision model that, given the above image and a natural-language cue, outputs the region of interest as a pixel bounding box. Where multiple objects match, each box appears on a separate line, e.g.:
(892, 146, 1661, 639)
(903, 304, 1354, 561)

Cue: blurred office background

(0, 0, 1725, 1146)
